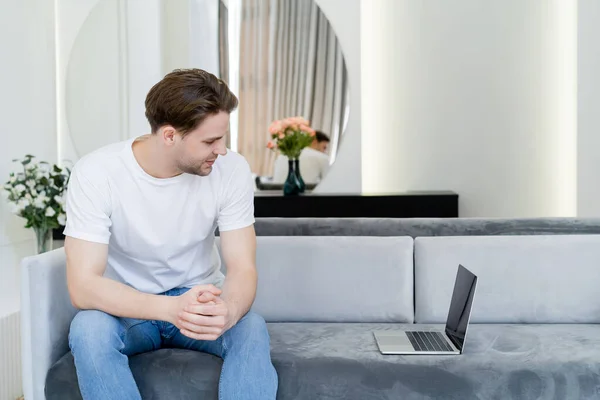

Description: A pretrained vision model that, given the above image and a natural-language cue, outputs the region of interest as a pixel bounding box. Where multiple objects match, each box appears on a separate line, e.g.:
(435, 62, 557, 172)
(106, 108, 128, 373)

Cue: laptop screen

(444, 265, 478, 351)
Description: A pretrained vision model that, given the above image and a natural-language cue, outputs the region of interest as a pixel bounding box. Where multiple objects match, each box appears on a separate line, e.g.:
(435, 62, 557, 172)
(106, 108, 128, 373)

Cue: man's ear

(159, 125, 178, 146)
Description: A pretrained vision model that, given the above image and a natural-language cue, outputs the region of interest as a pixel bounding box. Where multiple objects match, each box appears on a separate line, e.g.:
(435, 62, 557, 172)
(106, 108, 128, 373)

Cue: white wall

(578, 0, 600, 217)
(361, 0, 577, 217)
(312, 0, 361, 193)
(8, 0, 597, 221)
(1, 0, 58, 320)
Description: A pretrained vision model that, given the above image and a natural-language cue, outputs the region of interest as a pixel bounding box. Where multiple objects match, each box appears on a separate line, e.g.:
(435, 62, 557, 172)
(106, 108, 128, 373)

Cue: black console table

(53, 191, 458, 240)
(254, 191, 458, 218)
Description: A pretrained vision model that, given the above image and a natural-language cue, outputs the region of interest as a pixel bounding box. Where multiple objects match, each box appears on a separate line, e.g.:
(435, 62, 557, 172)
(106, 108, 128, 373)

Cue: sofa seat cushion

(46, 323, 600, 400)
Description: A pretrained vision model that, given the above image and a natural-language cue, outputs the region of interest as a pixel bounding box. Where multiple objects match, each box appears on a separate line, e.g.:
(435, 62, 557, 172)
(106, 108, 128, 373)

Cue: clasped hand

(169, 285, 232, 341)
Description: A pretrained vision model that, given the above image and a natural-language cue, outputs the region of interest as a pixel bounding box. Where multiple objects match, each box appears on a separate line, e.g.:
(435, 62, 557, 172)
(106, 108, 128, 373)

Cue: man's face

(314, 140, 328, 153)
(173, 111, 229, 176)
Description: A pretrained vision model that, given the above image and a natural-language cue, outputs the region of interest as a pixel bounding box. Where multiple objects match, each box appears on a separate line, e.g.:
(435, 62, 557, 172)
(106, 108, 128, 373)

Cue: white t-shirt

(63, 137, 255, 294)
(272, 147, 330, 184)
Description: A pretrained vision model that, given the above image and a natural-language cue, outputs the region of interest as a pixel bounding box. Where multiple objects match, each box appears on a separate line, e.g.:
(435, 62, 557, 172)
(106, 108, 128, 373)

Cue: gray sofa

(21, 218, 600, 399)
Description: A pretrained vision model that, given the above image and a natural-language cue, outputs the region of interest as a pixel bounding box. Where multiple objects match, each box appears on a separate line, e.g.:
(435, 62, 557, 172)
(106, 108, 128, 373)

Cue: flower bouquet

(2, 155, 71, 253)
(267, 116, 315, 195)
(267, 116, 316, 159)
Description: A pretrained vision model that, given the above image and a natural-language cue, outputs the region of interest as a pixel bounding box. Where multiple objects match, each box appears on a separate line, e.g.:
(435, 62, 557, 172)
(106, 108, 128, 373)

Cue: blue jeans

(68, 287, 278, 399)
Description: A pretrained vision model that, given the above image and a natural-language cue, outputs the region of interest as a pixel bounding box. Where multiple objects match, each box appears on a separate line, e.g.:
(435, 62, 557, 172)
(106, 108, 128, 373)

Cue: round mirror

(64, 0, 349, 190)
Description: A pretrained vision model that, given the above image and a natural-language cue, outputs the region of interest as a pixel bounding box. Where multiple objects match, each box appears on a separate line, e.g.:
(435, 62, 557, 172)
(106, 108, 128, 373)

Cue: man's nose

(214, 140, 227, 156)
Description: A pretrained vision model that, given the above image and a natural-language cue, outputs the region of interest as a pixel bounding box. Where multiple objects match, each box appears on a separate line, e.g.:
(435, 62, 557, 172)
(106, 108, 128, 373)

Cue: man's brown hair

(145, 68, 238, 135)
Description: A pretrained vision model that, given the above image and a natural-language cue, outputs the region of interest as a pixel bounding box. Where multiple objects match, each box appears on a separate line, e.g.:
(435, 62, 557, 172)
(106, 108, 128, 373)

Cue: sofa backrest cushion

(414, 234, 600, 324)
(216, 236, 414, 323)
(251, 217, 600, 237)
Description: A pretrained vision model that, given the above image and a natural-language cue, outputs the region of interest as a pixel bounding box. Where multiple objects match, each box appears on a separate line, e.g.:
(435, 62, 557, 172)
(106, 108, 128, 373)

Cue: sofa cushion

(217, 236, 415, 323)
(414, 235, 600, 324)
(45, 323, 600, 400)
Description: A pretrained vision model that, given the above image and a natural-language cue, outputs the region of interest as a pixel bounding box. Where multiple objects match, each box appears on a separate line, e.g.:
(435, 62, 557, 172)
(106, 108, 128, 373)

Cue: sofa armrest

(21, 248, 77, 400)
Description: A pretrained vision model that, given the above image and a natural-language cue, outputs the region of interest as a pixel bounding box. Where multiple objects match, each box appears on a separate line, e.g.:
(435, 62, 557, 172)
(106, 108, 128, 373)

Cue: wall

(1, 0, 57, 316)
(361, 0, 577, 217)
(1, 0, 57, 397)
(312, 0, 362, 193)
(578, 0, 600, 217)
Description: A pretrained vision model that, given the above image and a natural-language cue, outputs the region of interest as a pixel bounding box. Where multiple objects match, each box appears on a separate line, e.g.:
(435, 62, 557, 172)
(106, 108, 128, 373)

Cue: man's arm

(178, 225, 257, 339)
(65, 236, 220, 325)
(218, 225, 258, 323)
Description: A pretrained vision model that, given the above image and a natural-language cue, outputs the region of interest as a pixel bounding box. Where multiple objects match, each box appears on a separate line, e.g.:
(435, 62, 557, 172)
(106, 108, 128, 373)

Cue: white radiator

(0, 311, 22, 400)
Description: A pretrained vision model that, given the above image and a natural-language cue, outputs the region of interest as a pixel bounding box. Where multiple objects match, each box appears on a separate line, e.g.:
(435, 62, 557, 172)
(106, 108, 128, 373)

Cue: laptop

(373, 264, 478, 355)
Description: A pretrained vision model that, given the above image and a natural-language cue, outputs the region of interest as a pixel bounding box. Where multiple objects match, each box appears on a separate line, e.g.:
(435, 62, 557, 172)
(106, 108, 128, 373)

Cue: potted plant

(267, 116, 315, 195)
(2, 155, 71, 253)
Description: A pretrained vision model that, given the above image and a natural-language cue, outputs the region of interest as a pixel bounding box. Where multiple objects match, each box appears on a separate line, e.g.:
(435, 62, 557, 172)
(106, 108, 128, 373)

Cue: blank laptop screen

(444, 265, 477, 351)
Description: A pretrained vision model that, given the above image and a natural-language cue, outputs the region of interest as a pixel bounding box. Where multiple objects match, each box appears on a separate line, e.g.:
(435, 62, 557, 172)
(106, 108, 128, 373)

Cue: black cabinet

(254, 191, 458, 218)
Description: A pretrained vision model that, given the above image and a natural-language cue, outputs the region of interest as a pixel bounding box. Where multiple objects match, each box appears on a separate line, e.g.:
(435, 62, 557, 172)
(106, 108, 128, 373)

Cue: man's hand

(167, 284, 227, 340)
(177, 294, 235, 341)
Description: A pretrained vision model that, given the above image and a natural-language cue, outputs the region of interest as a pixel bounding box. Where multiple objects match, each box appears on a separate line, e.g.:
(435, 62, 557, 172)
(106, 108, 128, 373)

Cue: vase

(283, 159, 302, 196)
(294, 158, 305, 193)
(33, 226, 53, 254)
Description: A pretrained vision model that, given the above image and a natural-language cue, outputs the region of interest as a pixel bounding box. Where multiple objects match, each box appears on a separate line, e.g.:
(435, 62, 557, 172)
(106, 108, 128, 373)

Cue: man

(63, 68, 278, 400)
(272, 131, 331, 184)
(310, 131, 330, 154)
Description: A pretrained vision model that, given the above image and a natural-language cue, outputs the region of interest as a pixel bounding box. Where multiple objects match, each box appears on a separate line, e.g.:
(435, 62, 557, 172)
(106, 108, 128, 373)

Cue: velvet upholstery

(25, 217, 600, 399)
(414, 234, 600, 324)
(46, 323, 600, 400)
(217, 236, 415, 323)
(252, 217, 600, 237)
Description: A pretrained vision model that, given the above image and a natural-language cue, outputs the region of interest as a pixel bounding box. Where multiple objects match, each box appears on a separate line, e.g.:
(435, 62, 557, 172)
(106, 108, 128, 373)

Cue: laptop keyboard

(406, 331, 455, 352)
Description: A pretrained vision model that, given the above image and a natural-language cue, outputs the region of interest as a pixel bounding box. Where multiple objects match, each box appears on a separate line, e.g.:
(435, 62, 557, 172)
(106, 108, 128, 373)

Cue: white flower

(33, 195, 48, 208)
(26, 180, 36, 189)
(8, 198, 29, 215)
(54, 195, 65, 206)
(57, 213, 66, 225)
(37, 169, 50, 180)
(24, 193, 32, 202)
(15, 184, 26, 193)
(17, 198, 28, 212)
(45, 207, 56, 217)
